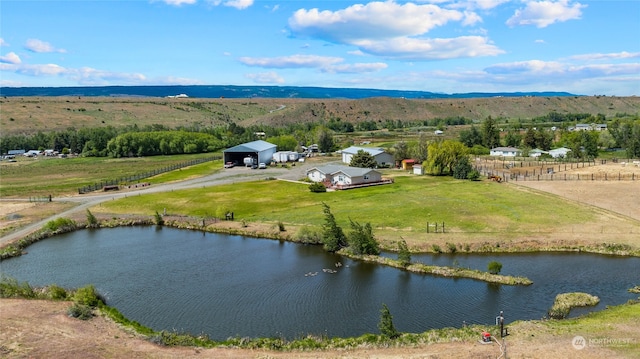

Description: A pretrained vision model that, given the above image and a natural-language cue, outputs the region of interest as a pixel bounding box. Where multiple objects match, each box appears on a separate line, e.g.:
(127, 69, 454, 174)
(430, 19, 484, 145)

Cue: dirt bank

(1, 299, 635, 359)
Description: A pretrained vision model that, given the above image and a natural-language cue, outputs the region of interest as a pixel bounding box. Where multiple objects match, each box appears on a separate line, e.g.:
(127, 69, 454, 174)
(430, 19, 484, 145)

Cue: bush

(67, 303, 94, 320)
(431, 244, 442, 253)
(487, 261, 503, 274)
(43, 217, 77, 232)
(0, 277, 36, 298)
(48, 284, 68, 300)
(277, 221, 286, 232)
(72, 285, 100, 307)
(86, 209, 98, 228)
(154, 211, 164, 225)
(295, 226, 323, 244)
(309, 182, 327, 193)
(446, 242, 457, 253)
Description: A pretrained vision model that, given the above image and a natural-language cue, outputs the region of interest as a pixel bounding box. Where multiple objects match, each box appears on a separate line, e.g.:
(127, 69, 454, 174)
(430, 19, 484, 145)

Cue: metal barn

(223, 140, 277, 167)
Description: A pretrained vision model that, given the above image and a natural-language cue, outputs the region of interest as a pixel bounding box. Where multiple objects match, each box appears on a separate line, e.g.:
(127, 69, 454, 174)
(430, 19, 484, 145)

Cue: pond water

(1, 227, 638, 340)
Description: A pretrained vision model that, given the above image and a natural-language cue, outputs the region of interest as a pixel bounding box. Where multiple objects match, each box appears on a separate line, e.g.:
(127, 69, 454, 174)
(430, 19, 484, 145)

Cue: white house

(548, 147, 572, 158)
(340, 146, 393, 167)
(307, 164, 382, 187)
(490, 147, 521, 157)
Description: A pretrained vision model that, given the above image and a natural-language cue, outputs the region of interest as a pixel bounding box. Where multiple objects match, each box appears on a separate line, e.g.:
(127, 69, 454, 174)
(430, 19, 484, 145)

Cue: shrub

(309, 182, 327, 193)
(295, 226, 323, 244)
(72, 285, 100, 307)
(86, 209, 98, 228)
(431, 244, 442, 253)
(277, 221, 286, 232)
(43, 217, 76, 232)
(48, 284, 68, 300)
(0, 277, 36, 298)
(446, 242, 457, 253)
(487, 261, 502, 274)
(154, 211, 164, 225)
(67, 303, 94, 320)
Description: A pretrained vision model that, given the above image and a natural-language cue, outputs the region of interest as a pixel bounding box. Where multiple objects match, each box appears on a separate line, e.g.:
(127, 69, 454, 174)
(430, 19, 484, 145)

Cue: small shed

(401, 159, 416, 170)
(413, 164, 424, 175)
(223, 140, 277, 166)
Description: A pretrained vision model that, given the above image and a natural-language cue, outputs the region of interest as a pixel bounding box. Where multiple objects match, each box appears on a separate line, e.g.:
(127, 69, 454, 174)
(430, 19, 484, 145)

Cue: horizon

(1, 1, 639, 96)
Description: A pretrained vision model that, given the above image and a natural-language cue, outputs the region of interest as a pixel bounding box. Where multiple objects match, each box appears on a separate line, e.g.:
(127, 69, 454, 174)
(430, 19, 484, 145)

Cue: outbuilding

(223, 140, 277, 167)
(341, 146, 393, 167)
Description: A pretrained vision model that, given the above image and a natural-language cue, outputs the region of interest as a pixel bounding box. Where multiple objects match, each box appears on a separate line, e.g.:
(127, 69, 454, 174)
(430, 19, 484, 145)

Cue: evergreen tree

(452, 156, 473, 179)
(347, 219, 380, 255)
(350, 149, 378, 168)
(317, 128, 335, 153)
(321, 203, 347, 252)
(378, 303, 400, 339)
(481, 116, 501, 149)
(397, 240, 411, 267)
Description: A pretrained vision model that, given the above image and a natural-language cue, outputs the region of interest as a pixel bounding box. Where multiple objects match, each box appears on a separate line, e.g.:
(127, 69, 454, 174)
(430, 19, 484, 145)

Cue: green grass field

(0, 153, 222, 197)
(95, 172, 638, 248)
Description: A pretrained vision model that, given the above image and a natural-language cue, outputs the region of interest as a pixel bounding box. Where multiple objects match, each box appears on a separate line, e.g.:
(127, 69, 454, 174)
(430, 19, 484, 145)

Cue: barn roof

(224, 140, 276, 153)
(341, 146, 386, 157)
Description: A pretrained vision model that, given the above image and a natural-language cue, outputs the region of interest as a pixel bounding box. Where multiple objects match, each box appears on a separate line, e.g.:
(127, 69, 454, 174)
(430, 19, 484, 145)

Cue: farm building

(490, 147, 521, 157)
(548, 147, 572, 158)
(341, 146, 393, 167)
(401, 159, 416, 170)
(307, 164, 383, 187)
(529, 149, 548, 158)
(223, 140, 277, 167)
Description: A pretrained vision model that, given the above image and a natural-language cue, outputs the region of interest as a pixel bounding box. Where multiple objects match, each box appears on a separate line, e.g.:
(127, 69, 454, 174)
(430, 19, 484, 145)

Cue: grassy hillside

(2, 95, 639, 136)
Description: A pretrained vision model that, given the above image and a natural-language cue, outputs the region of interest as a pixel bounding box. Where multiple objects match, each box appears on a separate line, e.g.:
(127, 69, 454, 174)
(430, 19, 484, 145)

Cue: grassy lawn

(0, 153, 222, 197)
(95, 173, 640, 251)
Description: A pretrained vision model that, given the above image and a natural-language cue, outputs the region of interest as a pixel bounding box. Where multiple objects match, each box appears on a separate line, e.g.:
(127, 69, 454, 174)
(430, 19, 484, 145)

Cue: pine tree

(321, 203, 347, 252)
(378, 303, 400, 339)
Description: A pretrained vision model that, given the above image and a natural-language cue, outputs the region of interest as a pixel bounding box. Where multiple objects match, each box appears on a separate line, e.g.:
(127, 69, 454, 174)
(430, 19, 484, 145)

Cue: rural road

(0, 160, 319, 247)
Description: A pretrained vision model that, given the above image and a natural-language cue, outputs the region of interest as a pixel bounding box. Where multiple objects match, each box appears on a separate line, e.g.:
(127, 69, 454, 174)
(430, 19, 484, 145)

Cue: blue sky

(1, 0, 638, 95)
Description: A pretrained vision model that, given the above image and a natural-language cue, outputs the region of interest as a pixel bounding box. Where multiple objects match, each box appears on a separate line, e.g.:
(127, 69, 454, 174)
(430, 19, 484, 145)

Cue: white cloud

(0, 38, 8, 46)
(24, 39, 66, 53)
(161, 0, 197, 5)
(0, 52, 22, 64)
(506, 0, 586, 28)
(16, 63, 68, 76)
(209, 0, 253, 10)
(239, 54, 388, 75)
(568, 51, 640, 61)
(245, 71, 285, 84)
(321, 62, 388, 74)
(239, 54, 344, 68)
(289, 1, 502, 61)
(289, 1, 464, 43)
(353, 36, 504, 60)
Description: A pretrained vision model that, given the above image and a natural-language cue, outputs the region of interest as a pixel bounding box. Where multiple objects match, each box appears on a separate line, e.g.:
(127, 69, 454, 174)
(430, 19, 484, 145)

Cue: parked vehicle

(258, 163, 266, 169)
(224, 161, 235, 168)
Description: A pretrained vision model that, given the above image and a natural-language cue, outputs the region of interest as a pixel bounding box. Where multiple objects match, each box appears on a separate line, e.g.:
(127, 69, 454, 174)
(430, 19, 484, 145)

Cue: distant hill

(0, 85, 576, 99)
(1, 93, 638, 137)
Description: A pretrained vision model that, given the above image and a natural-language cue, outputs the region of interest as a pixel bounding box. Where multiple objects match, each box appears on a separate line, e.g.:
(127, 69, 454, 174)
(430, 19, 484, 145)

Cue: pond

(1, 227, 638, 340)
